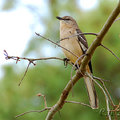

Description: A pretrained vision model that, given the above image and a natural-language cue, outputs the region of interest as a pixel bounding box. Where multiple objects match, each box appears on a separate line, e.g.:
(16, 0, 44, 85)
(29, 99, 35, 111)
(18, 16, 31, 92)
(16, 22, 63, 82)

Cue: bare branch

(93, 76, 115, 107)
(45, 71, 83, 120)
(37, 93, 47, 108)
(18, 61, 31, 86)
(95, 81, 111, 120)
(35, 32, 79, 58)
(4, 50, 64, 62)
(110, 102, 120, 112)
(87, 73, 111, 120)
(4, 50, 66, 86)
(65, 100, 91, 108)
(114, 17, 120, 22)
(70, 54, 85, 96)
(15, 107, 51, 118)
(80, 1, 120, 72)
(93, 76, 110, 83)
(59, 32, 98, 42)
(101, 44, 120, 62)
(70, 54, 85, 89)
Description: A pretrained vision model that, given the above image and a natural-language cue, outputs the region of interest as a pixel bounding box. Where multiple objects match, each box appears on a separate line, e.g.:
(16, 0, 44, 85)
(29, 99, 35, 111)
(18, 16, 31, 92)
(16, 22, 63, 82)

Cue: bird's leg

(63, 58, 70, 67)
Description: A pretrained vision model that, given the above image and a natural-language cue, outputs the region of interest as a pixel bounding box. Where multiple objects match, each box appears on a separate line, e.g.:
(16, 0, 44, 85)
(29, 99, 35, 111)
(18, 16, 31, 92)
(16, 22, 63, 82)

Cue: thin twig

(93, 76, 115, 107)
(4, 50, 67, 86)
(37, 93, 47, 108)
(65, 100, 91, 108)
(110, 102, 120, 112)
(4, 50, 64, 62)
(45, 71, 83, 120)
(93, 76, 110, 82)
(71, 54, 85, 82)
(101, 44, 120, 62)
(70, 54, 85, 96)
(80, 1, 120, 72)
(59, 32, 98, 42)
(87, 73, 111, 120)
(15, 107, 51, 118)
(35, 32, 79, 58)
(114, 17, 120, 22)
(18, 61, 31, 86)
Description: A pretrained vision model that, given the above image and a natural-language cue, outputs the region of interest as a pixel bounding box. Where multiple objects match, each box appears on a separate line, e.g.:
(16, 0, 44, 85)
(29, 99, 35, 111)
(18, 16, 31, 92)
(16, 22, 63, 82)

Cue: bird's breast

(60, 29, 83, 64)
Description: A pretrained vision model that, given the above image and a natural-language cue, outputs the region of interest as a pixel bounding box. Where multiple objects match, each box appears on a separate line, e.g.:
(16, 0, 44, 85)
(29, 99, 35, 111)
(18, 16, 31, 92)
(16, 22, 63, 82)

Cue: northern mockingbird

(56, 16, 98, 109)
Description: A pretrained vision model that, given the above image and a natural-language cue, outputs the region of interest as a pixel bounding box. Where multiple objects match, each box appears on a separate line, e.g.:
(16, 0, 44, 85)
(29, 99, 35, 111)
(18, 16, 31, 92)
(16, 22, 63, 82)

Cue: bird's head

(56, 16, 78, 28)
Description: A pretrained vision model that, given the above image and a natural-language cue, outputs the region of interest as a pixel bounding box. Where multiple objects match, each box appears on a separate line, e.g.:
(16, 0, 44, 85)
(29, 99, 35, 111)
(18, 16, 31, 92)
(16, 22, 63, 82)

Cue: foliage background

(0, 0, 120, 120)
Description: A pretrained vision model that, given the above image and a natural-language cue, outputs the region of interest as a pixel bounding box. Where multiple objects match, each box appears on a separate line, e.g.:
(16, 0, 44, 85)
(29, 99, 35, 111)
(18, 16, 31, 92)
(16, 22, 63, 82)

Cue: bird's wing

(76, 28, 88, 52)
(76, 28, 93, 73)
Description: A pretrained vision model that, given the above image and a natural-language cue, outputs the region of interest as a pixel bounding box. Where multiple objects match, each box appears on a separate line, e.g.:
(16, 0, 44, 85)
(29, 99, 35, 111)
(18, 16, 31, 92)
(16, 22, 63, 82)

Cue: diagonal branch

(80, 1, 120, 72)
(101, 44, 120, 62)
(35, 32, 79, 58)
(46, 71, 83, 120)
(46, 1, 120, 120)
(88, 74, 111, 120)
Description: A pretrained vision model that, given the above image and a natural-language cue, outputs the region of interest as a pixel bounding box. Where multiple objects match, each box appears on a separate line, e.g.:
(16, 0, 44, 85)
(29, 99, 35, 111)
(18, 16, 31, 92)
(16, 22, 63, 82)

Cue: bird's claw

(63, 58, 69, 68)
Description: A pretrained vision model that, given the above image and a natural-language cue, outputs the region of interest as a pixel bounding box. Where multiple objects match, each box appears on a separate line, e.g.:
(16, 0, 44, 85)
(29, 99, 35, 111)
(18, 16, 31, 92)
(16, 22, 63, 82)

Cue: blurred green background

(0, 0, 120, 120)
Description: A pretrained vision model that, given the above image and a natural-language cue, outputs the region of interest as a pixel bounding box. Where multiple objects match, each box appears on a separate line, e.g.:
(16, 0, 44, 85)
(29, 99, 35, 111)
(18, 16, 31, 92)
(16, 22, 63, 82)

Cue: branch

(80, 1, 120, 72)
(46, 71, 83, 120)
(16, 93, 50, 118)
(35, 32, 79, 58)
(114, 17, 120, 22)
(15, 107, 51, 118)
(4, 50, 66, 86)
(18, 61, 31, 86)
(101, 44, 120, 62)
(46, 1, 120, 120)
(93, 76, 115, 107)
(4, 50, 64, 62)
(37, 93, 47, 108)
(59, 32, 98, 42)
(65, 100, 91, 108)
(88, 74, 111, 120)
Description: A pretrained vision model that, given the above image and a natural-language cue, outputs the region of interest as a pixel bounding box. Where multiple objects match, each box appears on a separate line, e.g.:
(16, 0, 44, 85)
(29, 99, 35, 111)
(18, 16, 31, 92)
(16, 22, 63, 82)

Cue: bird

(56, 16, 98, 109)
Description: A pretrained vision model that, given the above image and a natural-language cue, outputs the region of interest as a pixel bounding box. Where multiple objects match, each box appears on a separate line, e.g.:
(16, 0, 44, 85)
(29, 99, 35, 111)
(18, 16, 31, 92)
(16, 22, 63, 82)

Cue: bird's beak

(56, 16, 63, 20)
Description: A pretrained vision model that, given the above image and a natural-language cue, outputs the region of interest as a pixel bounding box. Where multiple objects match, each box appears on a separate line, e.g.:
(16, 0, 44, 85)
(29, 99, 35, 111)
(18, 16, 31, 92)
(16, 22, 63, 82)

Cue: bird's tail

(83, 72, 98, 109)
